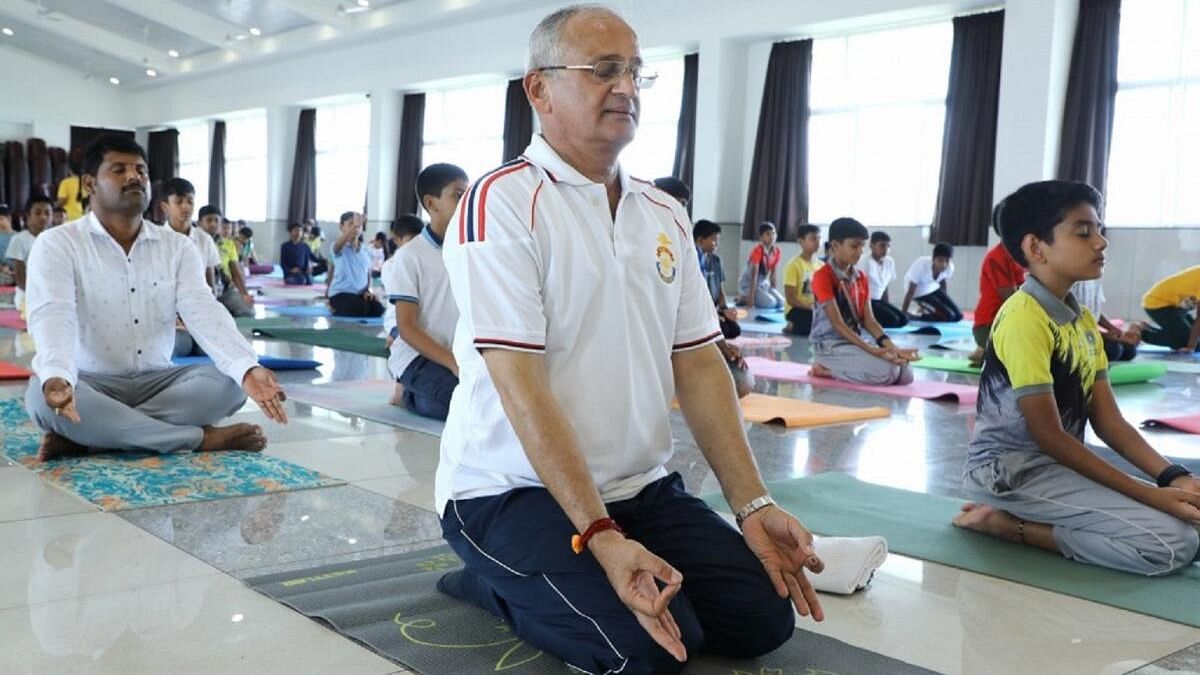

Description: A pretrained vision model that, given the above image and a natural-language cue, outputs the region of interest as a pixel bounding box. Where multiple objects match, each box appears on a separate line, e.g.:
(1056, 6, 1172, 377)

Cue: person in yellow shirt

(1142, 265, 1200, 352)
(782, 224, 823, 335)
(55, 162, 88, 221)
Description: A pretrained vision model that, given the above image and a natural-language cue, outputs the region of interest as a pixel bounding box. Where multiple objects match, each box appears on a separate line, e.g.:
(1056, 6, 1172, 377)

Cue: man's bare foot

(952, 503, 1022, 542)
(37, 432, 88, 461)
(389, 383, 405, 406)
(200, 423, 267, 452)
(810, 363, 833, 378)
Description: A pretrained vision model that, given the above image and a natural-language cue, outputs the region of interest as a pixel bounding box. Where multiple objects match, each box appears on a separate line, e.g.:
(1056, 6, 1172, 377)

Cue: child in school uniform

(1141, 265, 1200, 353)
(902, 242, 963, 322)
(737, 221, 785, 309)
(385, 164, 469, 420)
(781, 224, 822, 336)
(956, 180, 1200, 576)
(860, 231, 907, 328)
(809, 218, 918, 385)
(1072, 278, 1140, 361)
(971, 213, 1026, 366)
(382, 215, 428, 405)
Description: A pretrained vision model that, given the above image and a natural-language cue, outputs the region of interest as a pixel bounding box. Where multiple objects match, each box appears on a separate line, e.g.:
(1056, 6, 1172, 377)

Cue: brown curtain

(502, 79, 534, 162)
(288, 108, 317, 224)
(1057, 0, 1122, 194)
(69, 126, 134, 160)
(26, 138, 51, 199)
(49, 147, 67, 197)
(672, 53, 699, 201)
(931, 11, 1005, 246)
(209, 120, 226, 212)
(5, 141, 28, 226)
(394, 93, 425, 218)
(743, 40, 811, 242)
(146, 128, 179, 223)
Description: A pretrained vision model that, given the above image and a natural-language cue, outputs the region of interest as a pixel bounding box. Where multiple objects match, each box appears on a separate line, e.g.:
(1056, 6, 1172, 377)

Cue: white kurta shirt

(27, 213, 259, 387)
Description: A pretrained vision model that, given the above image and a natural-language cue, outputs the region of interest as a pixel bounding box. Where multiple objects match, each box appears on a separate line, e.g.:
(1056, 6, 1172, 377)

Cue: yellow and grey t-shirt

(967, 276, 1109, 468)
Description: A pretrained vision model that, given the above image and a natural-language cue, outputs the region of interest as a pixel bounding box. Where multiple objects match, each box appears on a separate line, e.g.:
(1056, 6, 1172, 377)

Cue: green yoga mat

(250, 327, 388, 358)
(913, 357, 1169, 385)
(706, 472, 1200, 627)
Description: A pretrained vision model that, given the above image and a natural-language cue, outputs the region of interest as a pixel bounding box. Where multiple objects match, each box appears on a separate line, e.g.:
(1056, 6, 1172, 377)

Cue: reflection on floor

(1, 298, 1198, 675)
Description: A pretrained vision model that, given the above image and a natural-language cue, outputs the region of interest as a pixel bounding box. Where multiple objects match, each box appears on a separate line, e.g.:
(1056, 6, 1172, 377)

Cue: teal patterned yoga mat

(0, 399, 341, 511)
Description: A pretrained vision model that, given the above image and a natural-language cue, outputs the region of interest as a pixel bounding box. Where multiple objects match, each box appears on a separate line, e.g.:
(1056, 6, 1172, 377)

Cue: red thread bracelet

(571, 517, 624, 554)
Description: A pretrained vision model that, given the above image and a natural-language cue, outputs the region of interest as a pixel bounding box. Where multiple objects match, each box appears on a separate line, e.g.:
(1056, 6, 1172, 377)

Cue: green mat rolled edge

(250, 326, 388, 358)
(913, 356, 1168, 385)
(702, 471, 1200, 628)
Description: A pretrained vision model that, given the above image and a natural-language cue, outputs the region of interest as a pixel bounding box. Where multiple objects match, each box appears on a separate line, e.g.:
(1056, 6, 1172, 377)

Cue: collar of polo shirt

(524, 134, 654, 197)
(86, 211, 163, 246)
(1022, 275, 1082, 325)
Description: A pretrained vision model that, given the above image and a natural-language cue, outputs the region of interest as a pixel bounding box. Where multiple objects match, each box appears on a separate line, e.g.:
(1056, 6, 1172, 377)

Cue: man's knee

(615, 613, 704, 675)
(703, 582, 795, 659)
(177, 367, 247, 420)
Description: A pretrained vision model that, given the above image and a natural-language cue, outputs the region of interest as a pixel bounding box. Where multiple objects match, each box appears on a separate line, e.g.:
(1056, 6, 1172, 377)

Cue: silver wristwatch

(734, 495, 777, 528)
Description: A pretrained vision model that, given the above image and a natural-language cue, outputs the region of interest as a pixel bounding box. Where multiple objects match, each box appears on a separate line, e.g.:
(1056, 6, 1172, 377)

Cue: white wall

(0, 45, 127, 148)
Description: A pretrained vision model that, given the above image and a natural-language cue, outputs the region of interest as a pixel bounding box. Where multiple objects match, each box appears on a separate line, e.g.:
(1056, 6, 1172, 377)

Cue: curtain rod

(784, 3, 1005, 43)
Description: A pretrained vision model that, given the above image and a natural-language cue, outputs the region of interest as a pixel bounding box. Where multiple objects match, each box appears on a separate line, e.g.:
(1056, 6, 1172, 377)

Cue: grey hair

(526, 4, 624, 73)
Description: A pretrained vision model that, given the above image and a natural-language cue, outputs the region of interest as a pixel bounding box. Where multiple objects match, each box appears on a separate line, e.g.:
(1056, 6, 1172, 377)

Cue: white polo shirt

(435, 135, 721, 514)
(184, 224, 222, 270)
(905, 255, 955, 297)
(385, 226, 458, 379)
(859, 254, 896, 301)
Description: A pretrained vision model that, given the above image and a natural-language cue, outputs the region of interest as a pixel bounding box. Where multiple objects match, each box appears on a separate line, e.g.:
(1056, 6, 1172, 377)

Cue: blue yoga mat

(272, 304, 384, 326)
(172, 355, 323, 370)
(753, 311, 786, 323)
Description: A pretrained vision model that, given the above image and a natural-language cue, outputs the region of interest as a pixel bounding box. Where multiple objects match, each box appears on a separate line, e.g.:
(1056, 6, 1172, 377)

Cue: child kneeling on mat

(809, 217, 917, 385)
(956, 180, 1200, 576)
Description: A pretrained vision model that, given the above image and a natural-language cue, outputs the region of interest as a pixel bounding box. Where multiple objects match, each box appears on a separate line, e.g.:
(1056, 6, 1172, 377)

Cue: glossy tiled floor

(1, 295, 1198, 675)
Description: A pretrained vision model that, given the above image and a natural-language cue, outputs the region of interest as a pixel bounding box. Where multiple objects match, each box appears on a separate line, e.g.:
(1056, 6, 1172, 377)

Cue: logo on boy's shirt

(1085, 330, 1099, 357)
(655, 232, 676, 284)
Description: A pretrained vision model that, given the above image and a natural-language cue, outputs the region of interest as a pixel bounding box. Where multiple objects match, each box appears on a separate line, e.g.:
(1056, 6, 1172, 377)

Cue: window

(807, 23, 952, 226)
(620, 55, 685, 180)
(315, 99, 371, 221)
(422, 82, 506, 186)
(1106, 0, 1200, 227)
(176, 121, 209, 204)
(224, 113, 267, 221)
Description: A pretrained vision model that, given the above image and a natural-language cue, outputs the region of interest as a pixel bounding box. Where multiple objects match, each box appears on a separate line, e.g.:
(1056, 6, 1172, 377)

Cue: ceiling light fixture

(234, 33, 247, 40)
(1, 27, 13, 36)
(249, 27, 261, 36)
(145, 68, 157, 77)
(109, 76, 120, 85)
(168, 49, 179, 58)
(337, 1, 370, 15)
(357, 0, 370, 6)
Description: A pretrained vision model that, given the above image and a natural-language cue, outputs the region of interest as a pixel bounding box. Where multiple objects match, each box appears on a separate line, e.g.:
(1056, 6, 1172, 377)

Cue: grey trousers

(811, 340, 914, 385)
(964, 451, 1200, 576)
(25, 365, 247, 454)
(218, 286, 253, 318)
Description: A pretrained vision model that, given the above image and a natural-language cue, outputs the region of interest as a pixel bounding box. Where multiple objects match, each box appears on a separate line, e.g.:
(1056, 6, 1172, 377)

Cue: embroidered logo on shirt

(655, 233, 676, 284)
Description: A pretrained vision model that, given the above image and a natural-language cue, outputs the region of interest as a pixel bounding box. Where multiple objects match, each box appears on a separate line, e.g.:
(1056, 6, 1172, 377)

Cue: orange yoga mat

(739, 393, 889, 428)
(0, 361, 32, 379)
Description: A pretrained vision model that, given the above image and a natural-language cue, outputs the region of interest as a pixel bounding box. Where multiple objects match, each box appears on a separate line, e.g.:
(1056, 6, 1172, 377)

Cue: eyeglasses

(537, 60, 658, 89)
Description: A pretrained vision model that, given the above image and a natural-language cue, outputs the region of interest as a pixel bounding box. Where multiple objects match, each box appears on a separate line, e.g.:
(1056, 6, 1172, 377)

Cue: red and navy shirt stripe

(459, 158, 532, 244)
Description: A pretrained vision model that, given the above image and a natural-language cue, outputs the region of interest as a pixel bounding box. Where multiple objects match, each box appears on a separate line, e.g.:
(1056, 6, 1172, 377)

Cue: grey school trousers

(964, 450, 1200, 576)
(25, 365, 247, 454)
(811, 340, 914, 385)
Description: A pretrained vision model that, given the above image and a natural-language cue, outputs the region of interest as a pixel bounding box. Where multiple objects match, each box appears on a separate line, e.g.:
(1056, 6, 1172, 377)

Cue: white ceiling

(0, 0, 547, 89)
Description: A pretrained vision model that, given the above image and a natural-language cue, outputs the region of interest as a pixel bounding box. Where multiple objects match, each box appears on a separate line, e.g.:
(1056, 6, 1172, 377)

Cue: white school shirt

(27, 213, 260, 388)
(6, 230, 35, 263)
(1071, 279, 1106, 319)
(858, 254, 895, 301)
(385, 227, 459, 379)
(380, 255, 399, 342)
(905, 255, 955, 297)
(183, 224, 222, 269)
(435, 134, 721, 514)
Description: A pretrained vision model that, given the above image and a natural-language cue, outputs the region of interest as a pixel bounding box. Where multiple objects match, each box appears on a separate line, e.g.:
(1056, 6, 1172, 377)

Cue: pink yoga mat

(727, 336, 793, 348)
(745, 356, 978, 405)
(0, 309, 27, 331)
(1142, 415, 1200, 435)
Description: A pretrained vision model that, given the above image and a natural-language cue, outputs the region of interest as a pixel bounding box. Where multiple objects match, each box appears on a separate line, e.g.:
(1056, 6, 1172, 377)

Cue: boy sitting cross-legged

(955, 180, 1200, 575)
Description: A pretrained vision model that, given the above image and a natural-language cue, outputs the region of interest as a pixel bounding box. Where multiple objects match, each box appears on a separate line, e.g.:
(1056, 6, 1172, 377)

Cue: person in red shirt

(809, 218, 918, 384)
(737, 221, 785, 309)
(971, 215, 1026, 366)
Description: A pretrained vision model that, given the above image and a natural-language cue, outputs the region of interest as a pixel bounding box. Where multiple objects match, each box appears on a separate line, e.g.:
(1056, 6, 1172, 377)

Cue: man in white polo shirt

(24, 135, 289, 461)
(435, 6, 826, 674)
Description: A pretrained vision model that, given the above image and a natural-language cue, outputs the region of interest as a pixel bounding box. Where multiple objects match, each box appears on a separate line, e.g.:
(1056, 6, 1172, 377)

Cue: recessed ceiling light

(109, 77, 120, 85)
(356, 0, 370, 6)
(234, 33, 247, 41)
(167, 49, 179, 58)
(248, 27, 261, 36)
(1, 27, 13, 36)
(145, 68, 157, 77)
